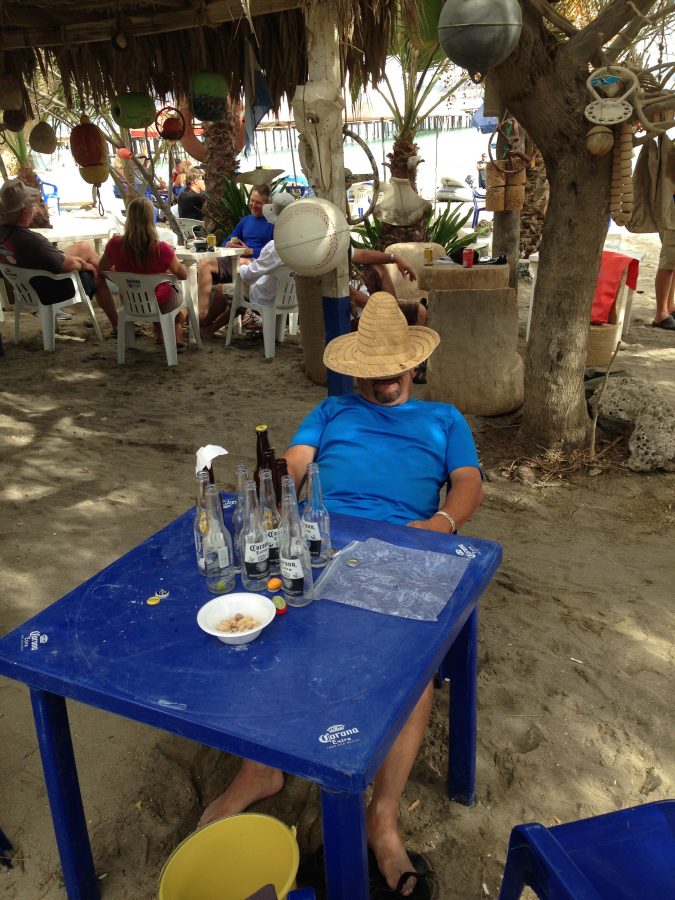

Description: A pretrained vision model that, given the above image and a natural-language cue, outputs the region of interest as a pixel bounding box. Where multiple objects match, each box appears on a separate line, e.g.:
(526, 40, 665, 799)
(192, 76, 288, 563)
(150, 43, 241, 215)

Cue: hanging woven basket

(29, 121, 58, 154)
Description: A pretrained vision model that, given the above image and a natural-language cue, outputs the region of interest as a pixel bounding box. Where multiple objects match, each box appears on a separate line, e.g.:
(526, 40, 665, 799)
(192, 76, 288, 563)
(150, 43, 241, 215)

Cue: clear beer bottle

(279, 475, 314, 607)
(259, 468, 281, 575)
(231, 464, 249, 573)
(193, 469, 210, 574)
(238, 480, 270, 591)
(204, 485, 236, 594)
(301, 462, 332, 567)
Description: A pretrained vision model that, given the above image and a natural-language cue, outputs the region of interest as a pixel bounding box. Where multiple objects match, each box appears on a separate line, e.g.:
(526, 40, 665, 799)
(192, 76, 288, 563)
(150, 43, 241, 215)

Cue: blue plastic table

(0, 501, 500, 900)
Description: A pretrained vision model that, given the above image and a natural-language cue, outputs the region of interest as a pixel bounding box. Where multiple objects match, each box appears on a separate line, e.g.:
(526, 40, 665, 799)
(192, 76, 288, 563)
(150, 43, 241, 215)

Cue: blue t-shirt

(290, 395, 481, 525)
(224, 215, 274, 258)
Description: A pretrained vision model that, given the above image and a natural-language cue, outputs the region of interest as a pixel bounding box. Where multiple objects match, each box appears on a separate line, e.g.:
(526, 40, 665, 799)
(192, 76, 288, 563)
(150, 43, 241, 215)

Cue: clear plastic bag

(313, 538, 469, 621)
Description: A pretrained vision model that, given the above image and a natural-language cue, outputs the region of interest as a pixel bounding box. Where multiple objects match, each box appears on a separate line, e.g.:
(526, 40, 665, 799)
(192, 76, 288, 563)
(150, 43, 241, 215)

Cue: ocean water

(36, 125, 489, 214)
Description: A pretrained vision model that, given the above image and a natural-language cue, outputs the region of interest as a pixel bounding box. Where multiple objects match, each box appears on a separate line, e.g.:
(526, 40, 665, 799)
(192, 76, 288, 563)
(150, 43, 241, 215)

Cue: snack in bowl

(197, 592, 275, 645)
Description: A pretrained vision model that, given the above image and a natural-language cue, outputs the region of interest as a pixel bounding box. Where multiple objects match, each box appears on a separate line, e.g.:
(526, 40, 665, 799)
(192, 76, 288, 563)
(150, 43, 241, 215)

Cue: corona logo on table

(274, 198, 350, 277)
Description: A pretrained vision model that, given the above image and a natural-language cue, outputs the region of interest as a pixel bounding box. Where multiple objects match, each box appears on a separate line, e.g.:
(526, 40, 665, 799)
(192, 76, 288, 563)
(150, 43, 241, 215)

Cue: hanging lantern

(0, 75, 23, 110)
(190, 71, 229, 121)
(70, 115, 107, 168)
(111, 92, 156, 129)
(3, 108, 26, 132)
(155, 106, 185, 141)
(438, 0, 522, 83)
(29, 121, 58, 154)
(116, 146, 133, 160)
(586, 125, 614, 157)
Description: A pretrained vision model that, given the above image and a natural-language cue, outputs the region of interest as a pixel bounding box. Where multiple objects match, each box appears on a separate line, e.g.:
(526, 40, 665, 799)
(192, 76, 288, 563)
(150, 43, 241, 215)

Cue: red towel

(590, 251, 640, 325)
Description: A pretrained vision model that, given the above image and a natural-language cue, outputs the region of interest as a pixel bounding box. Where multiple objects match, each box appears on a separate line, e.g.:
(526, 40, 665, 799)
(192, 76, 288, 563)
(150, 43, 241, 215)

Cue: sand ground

(0, 233, 673, 899)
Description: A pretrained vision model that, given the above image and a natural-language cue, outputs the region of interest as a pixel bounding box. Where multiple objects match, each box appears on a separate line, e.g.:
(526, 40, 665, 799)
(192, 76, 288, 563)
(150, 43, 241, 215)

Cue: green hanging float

(111, 92, 156, 129)
(190, 71, 228, 121)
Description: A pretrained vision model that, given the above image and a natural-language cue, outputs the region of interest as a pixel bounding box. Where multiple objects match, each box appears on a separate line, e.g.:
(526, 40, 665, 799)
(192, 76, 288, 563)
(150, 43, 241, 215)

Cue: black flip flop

(368, 847, 436, 899)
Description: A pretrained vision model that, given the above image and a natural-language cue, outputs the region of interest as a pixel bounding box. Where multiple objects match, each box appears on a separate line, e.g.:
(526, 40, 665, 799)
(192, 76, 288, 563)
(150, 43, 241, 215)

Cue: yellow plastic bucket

(158, 814, 299, 900)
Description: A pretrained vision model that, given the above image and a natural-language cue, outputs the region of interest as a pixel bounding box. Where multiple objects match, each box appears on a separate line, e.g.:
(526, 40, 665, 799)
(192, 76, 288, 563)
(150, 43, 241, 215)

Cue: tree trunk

(521, 147, 609, 451)
(520, 151, 548, 257)
(490, 6, 613, 452)
(202, 113, 240, 229)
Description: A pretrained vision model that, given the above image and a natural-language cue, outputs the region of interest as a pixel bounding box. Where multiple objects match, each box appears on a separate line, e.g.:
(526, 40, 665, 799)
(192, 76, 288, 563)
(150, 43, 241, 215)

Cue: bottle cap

(156, 588, 170, 599)
(272, 595, 287, 615)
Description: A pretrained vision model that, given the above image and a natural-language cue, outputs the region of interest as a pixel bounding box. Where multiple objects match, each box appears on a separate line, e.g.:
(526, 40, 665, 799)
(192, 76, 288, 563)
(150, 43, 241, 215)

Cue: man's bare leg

(198, 259, 220, 318)
(366, 683, 434, 897)
(65, 241, 117, 329)
(200, 285, 231, 338)
(197, 760, 284, 828)
(654, 267, 675, 322)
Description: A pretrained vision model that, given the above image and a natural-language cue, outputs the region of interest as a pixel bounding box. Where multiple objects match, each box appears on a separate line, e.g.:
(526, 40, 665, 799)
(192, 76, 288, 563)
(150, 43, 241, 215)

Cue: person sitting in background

(350, 248, 425, 325)
(197, 184, 274, 317)
(177, 168, 205, 221)
(172, 159, 190, 197)
(199, 191, 293, 338)
(0, 178, 118, 334)
(99, 197, 188, 350)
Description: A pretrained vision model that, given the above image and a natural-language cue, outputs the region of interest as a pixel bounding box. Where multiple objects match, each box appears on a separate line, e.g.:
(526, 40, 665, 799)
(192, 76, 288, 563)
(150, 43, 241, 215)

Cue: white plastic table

(175, 246, 246, 315)
(33, 217, 116, 255)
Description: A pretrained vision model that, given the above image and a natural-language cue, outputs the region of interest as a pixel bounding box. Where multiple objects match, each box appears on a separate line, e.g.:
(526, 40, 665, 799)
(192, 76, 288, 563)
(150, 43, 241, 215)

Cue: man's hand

(395, 258, 417, 282)
(407, 517, 453, 534)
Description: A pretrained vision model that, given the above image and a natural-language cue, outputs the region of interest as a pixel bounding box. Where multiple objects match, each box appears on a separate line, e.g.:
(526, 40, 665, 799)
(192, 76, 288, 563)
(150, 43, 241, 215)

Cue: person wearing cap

(197, 183, 274, 317)
(0, 178, 118, 332)
(198, 293, 483, 897)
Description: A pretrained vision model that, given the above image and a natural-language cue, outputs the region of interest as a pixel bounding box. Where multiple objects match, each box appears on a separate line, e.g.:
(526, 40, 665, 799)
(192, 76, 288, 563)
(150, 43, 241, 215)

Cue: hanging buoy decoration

(155, 106, 185, 141)
(190, 71, 229, 121)
(438, 0, 522, 83)
(0, 75, 23, 110)
(71, 115, 109, 216)
(584, 67, 638, 126)
(111, 92, 156, 129)
(3, 108, 26, 132)
(70, 114, 107, 167)
(29, 121, 58, 154)
(585, 125, 614, 157)
(115, 146, 133, 160)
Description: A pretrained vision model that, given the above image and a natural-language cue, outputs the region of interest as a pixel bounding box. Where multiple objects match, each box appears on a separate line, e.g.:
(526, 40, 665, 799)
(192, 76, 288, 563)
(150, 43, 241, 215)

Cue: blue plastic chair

(498, 799, 675, 899)
(471, 188, 486, 229)
(38, 178, 60, 214)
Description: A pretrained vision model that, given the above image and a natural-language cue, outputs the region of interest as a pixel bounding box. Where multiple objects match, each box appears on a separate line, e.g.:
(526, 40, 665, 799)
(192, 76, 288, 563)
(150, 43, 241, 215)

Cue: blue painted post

(446, 607, 478, 804)
(322, 296, 353, 395)
(30, 689, 99, 899)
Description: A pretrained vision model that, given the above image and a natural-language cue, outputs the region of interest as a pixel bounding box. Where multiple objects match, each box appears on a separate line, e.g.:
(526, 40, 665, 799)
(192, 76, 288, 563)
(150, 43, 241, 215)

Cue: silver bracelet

(388, 252, 395, 263)
(432, 511, 456, 533)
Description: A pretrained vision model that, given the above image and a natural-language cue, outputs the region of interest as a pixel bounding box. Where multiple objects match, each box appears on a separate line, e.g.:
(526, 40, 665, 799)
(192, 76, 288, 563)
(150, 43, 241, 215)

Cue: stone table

(418, 262, 523, 416)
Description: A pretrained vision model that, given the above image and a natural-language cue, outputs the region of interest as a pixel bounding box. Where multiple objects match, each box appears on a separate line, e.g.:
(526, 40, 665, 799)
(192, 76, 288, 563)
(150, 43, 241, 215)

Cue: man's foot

(197, 763, 284, 829)
(367, 812, 418, 897)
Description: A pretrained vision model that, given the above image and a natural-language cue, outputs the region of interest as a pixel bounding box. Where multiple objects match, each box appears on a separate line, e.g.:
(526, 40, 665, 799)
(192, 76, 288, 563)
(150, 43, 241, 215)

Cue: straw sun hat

(323, 292, 440, 378)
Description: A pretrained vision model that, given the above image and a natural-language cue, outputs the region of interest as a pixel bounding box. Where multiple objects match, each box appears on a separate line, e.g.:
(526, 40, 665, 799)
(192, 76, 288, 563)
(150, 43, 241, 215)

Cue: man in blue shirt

(199, 293, 483, 897)
(197, 183, 274, 316)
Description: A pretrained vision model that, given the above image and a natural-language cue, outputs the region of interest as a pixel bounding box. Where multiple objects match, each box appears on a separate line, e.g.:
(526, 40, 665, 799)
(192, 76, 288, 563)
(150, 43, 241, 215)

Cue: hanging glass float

(3, 108, 26, 132)
(79, 164, 109, 187)
(190, 71, 229, 121)
(116, 146, 133, 160)
(155, 106, 185, 141)
(438, 0, 522, 83)
(111, 92, 156, 129)
(70, 114, 107, 167)
(29, 121, 58, 154)
(0, 75, 23, 110)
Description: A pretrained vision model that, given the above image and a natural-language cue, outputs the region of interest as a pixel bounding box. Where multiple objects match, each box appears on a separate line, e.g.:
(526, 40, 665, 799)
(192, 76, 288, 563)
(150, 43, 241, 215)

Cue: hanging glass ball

(438, 0, 522, 82)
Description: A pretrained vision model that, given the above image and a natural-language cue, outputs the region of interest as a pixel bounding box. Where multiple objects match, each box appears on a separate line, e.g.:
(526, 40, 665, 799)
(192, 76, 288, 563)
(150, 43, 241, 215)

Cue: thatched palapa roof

(0, 0, 408, 114)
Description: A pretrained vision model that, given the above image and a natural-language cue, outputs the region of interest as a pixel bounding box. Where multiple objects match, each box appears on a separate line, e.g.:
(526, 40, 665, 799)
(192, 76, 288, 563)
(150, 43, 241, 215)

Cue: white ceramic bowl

(197, 592, 276, 645)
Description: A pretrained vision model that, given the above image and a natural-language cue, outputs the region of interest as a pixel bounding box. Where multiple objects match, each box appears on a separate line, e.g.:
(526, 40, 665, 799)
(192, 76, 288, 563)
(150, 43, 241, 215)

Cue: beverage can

(463, 248, 475, 268)
(206, 234, 216, 252)
(423, 246, 434, 266)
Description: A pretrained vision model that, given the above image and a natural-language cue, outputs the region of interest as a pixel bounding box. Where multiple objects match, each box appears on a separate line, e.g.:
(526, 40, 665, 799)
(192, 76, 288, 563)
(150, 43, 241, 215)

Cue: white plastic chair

(104, 272, 201, 367)
(225, 267, 298, 359)
(0, 263, 103, 351)
(176, 218, 205, 242)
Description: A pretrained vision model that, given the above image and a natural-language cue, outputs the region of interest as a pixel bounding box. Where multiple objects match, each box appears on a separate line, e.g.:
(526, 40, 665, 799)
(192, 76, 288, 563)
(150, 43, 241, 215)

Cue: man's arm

(407, 466, 483, 534)
(352, 248, 416, 282)
(284, 444, 317, 494)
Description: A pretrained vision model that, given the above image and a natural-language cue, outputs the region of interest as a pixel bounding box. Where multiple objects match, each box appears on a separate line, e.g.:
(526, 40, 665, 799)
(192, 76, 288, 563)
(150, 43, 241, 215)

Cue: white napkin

(195, 445, 228, 474)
